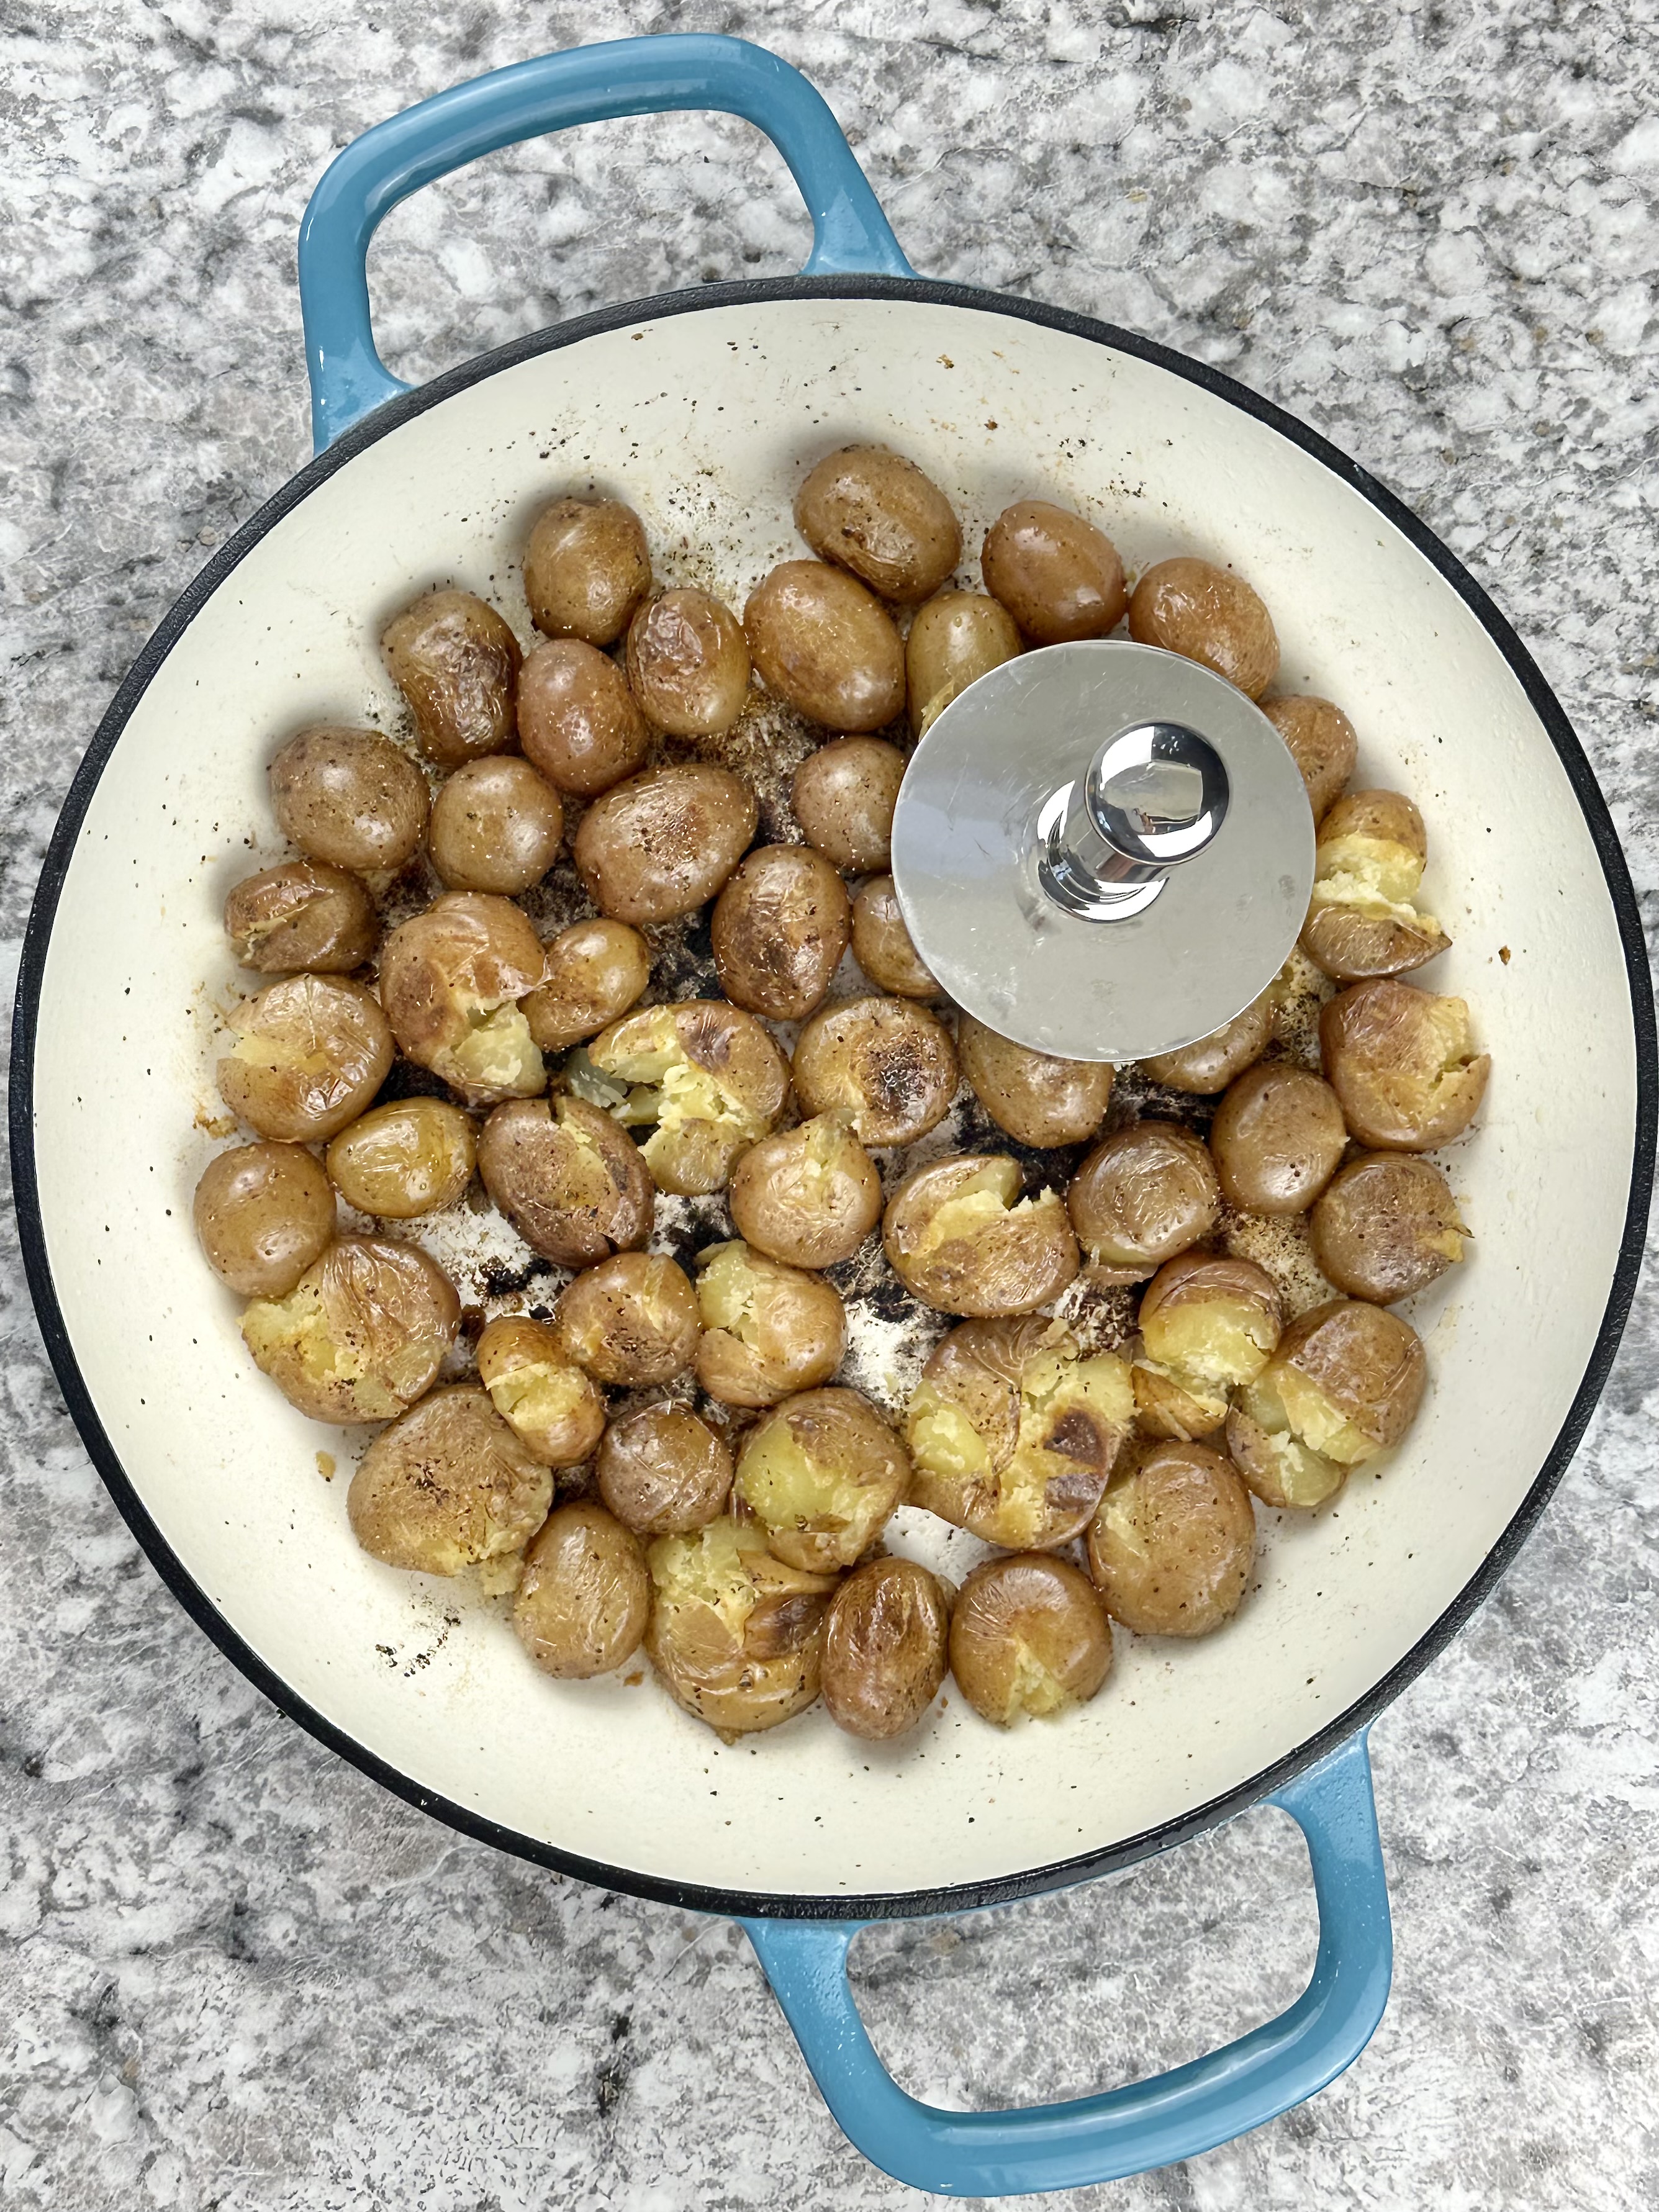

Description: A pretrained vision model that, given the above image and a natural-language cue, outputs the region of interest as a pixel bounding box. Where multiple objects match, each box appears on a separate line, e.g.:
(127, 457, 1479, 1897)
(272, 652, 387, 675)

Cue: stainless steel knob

(1037, 721, 1231, 920)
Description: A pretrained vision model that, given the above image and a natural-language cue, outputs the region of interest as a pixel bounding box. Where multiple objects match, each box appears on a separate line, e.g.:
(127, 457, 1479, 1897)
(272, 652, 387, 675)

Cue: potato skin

(240, 1235, 459, 1423)
(792, 996, 958, 1147)
(981, 500, 1127, 644)
(477, 1094, 654, 1268)
(851, 876, 938, 998)
(522, 919, 650, 1053)
(348, 1383, 549, 1576)
(947, 1554, 1111, 1727)
(194, 1142, 336, 1299)
(523, 496, 651, 647)
(1273, 1296, 1427, 1454)
(821, 1558, 951, 1740)
(1320, 979, 1491, 1150)
(218, 975, 394, 1142)
(376, 893, 546, 1106)
(712, 844, 851, 1022)
(906, 590, 1021, 736)
(744, 561, 906, 731)
(381, 589, 521, 767)
(428, 756, 564, 894)
(325, 1098, 476, 1219)
(1131, 1251, 1282, 1442)
(957, 1014, 1113, 1148)
(1067, 1122, 1220, 1279)
(728, 1113, 884, 1268)
(1128, 558, 1279, 698)
(1087, 1442, 1255, 1638)
(268, 726, 429, 875)
(694, 1240, 847, 1408)
(792, 737, 906, 872)
(626, 587, 751, 734)
(553, 1251, 702, 1388)
(517, 637, 651, 796)
(1310, 1152, 1467, 1304)
(597, 1404, 734, 1535)
(795, 446, 962, 604)
(512, 1502, 650, 1679)
(734, 1386, 910, 1573)
(1301, 788, 1449, 983)
(1139, 990, 1274, 1095)
(476, 1314, 606, 1467)
(644, 1517, 838, 1735)
(884, 1153, 1079, 1316)
(1209, 1062, 1348, 1215)
(574, 764, 757, 925)
(224, 860, 379, 974)
(1260, 695, 1357, 823)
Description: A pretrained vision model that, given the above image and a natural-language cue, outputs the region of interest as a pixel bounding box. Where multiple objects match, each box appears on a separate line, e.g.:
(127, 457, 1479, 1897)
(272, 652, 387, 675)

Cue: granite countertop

(3, 2, 1657, 2206)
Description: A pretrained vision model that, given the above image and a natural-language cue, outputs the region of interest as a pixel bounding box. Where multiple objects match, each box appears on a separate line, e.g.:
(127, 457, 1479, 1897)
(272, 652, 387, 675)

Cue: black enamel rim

(12, 275, 1656, 1922)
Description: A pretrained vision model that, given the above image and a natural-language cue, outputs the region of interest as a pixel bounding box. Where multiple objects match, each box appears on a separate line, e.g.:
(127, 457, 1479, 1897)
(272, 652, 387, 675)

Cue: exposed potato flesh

(1226, 1376, 1347, 1509)
(348, 1384, 551, 1586)
(1132, 1252, 1282, 1440)
(1321, 980, 1491, 1150)
(240, 1235, 459, 1424)
(947, 1554, 1112, 1727)
(821, 1557, 951, 1741)
(1302, 788, 1449, 981)
(1228, 1298, 1426, 1506)
(885, 1153, 1080, 1316)
(1087, 1441, 1255, 1638)
(644, 1516, 838, 1736)
(513, 1502, 650, 1678)
(735, 1386, 910, 1573)
(376, 893, 547, 1106)
(694, 1240, 847, 1407)
(727, 1111, 884, 1268)
(587, 1000, 789, 1196)
(476, 1314, 606, 1466)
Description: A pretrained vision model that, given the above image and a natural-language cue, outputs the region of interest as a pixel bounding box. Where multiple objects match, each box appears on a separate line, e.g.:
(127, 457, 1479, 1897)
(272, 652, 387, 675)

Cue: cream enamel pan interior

(17, 280, 1653, 1914)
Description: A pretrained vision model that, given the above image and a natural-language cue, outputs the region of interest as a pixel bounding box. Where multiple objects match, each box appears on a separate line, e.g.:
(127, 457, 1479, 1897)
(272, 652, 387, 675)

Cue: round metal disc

(890, 641, 1316, 1064)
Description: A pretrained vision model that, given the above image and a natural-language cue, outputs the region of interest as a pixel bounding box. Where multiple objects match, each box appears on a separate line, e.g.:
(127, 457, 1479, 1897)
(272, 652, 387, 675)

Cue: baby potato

(1228, 1298, 1427, 1509)
(792, 996, 957, 1147)
(268, 726, 430, 875)
(694, 1240, 847, 1408)
(513, 1502, 650, 1679)
(478, 1094, 654, 1268)
(574, 763, 757, 926)
(194, 1141, 336, 1299)
(626, 587, 752, 735)
(523, 495, 652, 647)
(1209, 1062, 1348, 1216)
(325, 1098, 476, 1219)
(958, 1014, 1113, 1149)
(587, 999, 789, 1196)
(522, 919, 650, 1053)
(712, 844, 851, 1022)
(795, 446, 962, 604)
(240, 1234, 459, 1423)
(381, 588, 521, 767)
(554, 1251, 702, 1388)
(1087, 1442, 1255, 1638)
(851, 876, 938, 999)
(377, 892, 546, 1106)
(644, 1515, 839, 1736)
(1128, 558, 1279, 698)
(792, 736, 907, 872)
(224, 860, 379, 975)
(517, 637, 651, 796)
(906, 1317, 1133, 1548)
(427, 757, 564, 894)
(1139, 988, 1275, 1095)
(476, 1314, 606, 1466)
(1320, 979, 1491, 1150)
(821, 1556, 951, 1741)
(728, 1111, 884, 1267)
(1302, 789, 1450, 982)
(735, 1386, 910, 1573)
(597, 1404, 735, 1535)
(1067, 1122, 1221, 1281)
(948, 1553, 1111, 1727)
(906, 589, 1021, 736)
(1131, 1251, 1282, 1440)
(1310, 1152, 1468, 1305)
(217, 974, 394, 1142)
(1261, 695, 1358, 824)
(743, 561, 906, 731)
(348, 1383, 549, 1585)
(980, 500, 1127, 644)
(885, 1154, 1079, 1316)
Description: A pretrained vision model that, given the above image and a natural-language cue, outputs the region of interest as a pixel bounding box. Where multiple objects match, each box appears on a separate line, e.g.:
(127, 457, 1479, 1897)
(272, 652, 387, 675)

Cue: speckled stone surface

(3, 2, 1657, 2206)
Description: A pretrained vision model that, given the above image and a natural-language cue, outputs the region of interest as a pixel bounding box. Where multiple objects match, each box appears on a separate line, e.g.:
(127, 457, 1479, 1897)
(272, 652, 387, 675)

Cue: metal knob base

(1036, 720, 1231, 921)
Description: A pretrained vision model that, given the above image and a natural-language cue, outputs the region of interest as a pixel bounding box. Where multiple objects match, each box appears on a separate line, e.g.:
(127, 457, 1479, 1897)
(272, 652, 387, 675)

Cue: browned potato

(728, 1112, 884, 1267)
(1311, 1153, 1467, 1305)
(224, 860, 378, 975)
(1302, 789, 1449, 982)
(1139, 988, 1275, 1095)
(513, 1502, 650, 1677)
(553, 1251, 701, 1387)
(476, 1314, 606, 1466)
(268, 726, 430, 875)
(1128, 558, 1278, 698)
(1132, 1251, 1282, 1440)
(906, 590, 1021, 736)
(240, 1235, 459, 1422)
(712, 844, 851, 1022)
(644, 1516, 838, 1735)
(885, 1154, 1078, 1316)
(217, 975, 393, 1142)
(850, 876, 938, 998)
(477, 1094, 654, 1268)
(980, 500, 1127, 644)
(1210, 1062, 1347, 1216)
(792, 996, 957, 1147)
(194, 1142, 335, 1299)
(348, 1383, 549, 1586)
(1228, 1298, 1427, 1509)
(792, 737, 906, 872)
(947, 1554, 1111, 1727)
(1262, 695, 1357, 824)
(906, 1318, 1132, 1548)
(377, 892, 546, 1105)
(381, 588, 521, 767)
(597, 1404, 734, 1535)
(694, 1240, 846, 1407)
(523, 495, 651, 647)
(522, 919, 650, 1052)
(517, 637, 651, 796)
(795, 446, 961, 604)
(427, 756, 564, 894)
(625, 587, 751, 735)
(1320, 980, 1491, 1150)
(325, 1098, 476, 1219)
(1087, 1442, 1255, 1638)
(1067, 1122, 1220, 1281)
(957, 1014, 1113, 1149)
(744, 561, 906, 731)
(585, 1000, 789, 1196)
(574, 764, 757, 926)
(821, 1557, 951, 1740)
(735, 1386, 910, 1573)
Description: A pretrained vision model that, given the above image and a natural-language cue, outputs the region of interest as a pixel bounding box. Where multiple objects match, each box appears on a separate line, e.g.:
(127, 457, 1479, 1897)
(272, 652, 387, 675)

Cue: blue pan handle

(297, 32, 914, 453)
(743, 1730, 1391, 2195)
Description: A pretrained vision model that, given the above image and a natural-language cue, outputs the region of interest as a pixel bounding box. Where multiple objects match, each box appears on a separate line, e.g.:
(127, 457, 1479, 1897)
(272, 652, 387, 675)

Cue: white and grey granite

(2, 1, 1657, 2206)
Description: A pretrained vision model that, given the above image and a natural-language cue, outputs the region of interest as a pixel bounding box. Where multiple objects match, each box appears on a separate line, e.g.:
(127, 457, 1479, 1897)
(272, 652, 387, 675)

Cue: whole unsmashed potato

(477, 1094, 654, 1269)
(523, 919, 650, 1053)
(1128, 557, 1279, 698)
(1310, 1152, 1467, 1305)
(957, 1014, 1113, 1149)
(1228, 1298, 1426, 1509)
(553, 1251, 702, 1388)
(347, 1383, 551, 1586)
(727, 1111, 884, 1268)
(1301, 789, 1449, 982)
(476, 1313, 606, 1467)
(794, 446, 962, 604)
(694, 1240, 846, 1408)
(821, 1557, 951, 1741)
(381, 588, 522, 767)
(1087, 1442, 1255, 1639)
(712, 844, 851, 1022)
(1139, 988, 1275, 1095)
(1209, 1061, 1348, 1216)
(587, 999, 789, 1196)
(597, 1404, 734, 1536)
(427, 757, 564, 895)
(626, 587, 751, 735)
(734, 1386, 910, 1573)
(744, 561, 906, 731)
(792, 737, 907, 873)
(851, 876, 938, 999)
(948, 1554, 1112, 1727)
(885, 1154, 1079, 1316)
(512, 1503, 651, 1679)
(1320, 979, 1490, 1150)
(644, 1516, 838, 1736)
(1067, 1121, 1220, 1281)
(224, 860, 379, 975)
(325, 1098, 476, 1219)
(268, 725, 429, 875)
(906, 589, 1021, 736)
(792, 996, 958, 1147)
(1261, 695, 1358, 824)
(574, 763, 757, 926)
(377, 892, 546, 1106)
(217, 975, 393, 1142)
(523, 495, 651, 647)
(1131, 1252, 1282, 1441)
(517, 638, 651, 795)
(194, 1141, 336, 1299)
(981, 500, 1127, 644)
(240, 1235, 459, 1422)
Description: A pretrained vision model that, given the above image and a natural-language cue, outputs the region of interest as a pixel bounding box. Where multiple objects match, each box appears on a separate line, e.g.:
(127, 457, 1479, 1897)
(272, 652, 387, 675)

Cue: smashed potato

(735, 1386, 910, 1573)
(1321, 979, 1491, 1151)
(513, 1503, 650, 1679)
(585, 1000, 789, 1196)
(325, 1098, 476, 1219)
(1087, 1441, 1255, 1638)
(948, 1554, 1112, 1727)
(1132, 1252, 1282, 1442)
(376, 892, 546, 1106)
(554, 1251, 702, 1388)
(728, 1111, 884, 1268)
(240, 1236, 459, 1423)
(885, 1154, 1079, 1316)
(644, 1516, 838, 1736)
(1311, 1152, 1468, 1305)
(217, 975, 393, 1143)
(1228, 1298, 1426, 1507)
(476, 1314, 606, 1467)
(1067, 1121, 1220, 1281)
(1302, 789, 1449, 981)
(477, 1093, 653, 1270)
(792, 996, 958, 1148)
(694, 1240, 847, 1408)
(348, 1384, 550, 1585)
